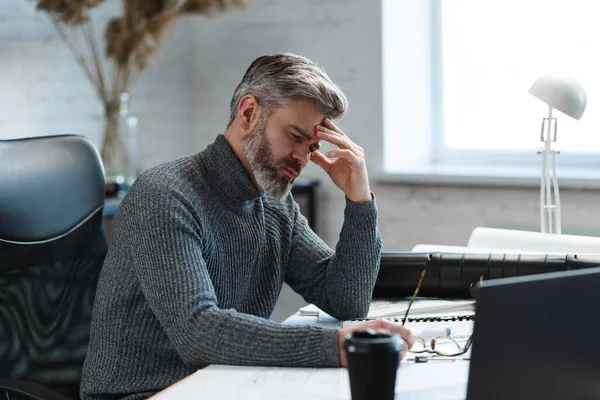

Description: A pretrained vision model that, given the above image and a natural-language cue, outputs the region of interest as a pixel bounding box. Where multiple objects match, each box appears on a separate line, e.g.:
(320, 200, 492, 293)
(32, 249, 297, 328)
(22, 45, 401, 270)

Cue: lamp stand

(538, 106, 561, 234)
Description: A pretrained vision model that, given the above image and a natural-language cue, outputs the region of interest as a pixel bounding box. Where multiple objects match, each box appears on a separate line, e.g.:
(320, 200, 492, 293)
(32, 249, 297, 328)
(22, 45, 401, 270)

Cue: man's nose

(292, 150, 309, 168)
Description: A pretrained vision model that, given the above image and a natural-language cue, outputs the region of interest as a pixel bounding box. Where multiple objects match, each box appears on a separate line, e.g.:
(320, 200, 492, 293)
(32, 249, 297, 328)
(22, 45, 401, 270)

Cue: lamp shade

(528, 75, 587, 120)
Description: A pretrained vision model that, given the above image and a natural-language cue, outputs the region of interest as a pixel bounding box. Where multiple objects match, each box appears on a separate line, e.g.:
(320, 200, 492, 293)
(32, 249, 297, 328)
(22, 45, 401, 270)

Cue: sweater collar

(195, 134, 264, 210)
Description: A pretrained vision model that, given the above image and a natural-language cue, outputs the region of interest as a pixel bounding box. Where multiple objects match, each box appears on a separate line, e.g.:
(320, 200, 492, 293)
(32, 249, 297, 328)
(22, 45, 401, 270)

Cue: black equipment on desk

(373, 251, 600, 299)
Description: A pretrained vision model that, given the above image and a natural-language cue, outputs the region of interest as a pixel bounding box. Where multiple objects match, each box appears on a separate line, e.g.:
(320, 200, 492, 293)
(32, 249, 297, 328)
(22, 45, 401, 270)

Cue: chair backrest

(0, 135, 108, 399)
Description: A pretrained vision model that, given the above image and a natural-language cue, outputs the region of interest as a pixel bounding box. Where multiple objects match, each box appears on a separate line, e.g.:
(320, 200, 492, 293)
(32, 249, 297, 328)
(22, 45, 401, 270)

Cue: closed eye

(289, 132, 303, 142)
(287, 128, 320, 153)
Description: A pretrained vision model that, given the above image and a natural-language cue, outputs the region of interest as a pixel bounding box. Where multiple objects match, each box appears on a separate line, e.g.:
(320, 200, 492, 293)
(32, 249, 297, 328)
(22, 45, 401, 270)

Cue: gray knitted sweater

(80, 134, 382, 400)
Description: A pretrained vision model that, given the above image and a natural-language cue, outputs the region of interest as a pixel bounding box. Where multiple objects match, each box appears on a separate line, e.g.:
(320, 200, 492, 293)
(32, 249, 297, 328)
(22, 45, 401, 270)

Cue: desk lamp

(528, 75, 587, 235)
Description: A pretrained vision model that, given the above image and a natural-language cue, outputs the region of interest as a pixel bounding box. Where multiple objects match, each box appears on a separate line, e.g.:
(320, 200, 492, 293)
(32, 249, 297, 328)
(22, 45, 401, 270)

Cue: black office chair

(0, 135, 107, 400)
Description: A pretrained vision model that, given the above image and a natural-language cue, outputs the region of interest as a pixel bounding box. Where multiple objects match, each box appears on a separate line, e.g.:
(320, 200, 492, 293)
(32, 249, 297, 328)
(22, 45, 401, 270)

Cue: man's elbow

(172, 335, 208, 365)
(173, 333, 225, 367)
(168, 314, 217, 365)
(329, 300, 370, 321)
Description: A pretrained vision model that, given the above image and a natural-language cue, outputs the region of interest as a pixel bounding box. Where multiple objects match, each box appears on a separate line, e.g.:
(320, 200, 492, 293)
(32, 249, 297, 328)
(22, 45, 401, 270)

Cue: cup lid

(343, 329, 404, 354)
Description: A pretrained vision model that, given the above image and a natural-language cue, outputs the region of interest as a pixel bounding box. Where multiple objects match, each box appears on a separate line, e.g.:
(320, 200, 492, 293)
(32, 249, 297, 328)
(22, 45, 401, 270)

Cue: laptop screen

(466, 266, 600, 400)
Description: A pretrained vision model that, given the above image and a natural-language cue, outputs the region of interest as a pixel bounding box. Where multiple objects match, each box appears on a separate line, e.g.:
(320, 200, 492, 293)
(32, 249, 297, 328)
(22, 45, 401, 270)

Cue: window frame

(381, 0, 600, 184)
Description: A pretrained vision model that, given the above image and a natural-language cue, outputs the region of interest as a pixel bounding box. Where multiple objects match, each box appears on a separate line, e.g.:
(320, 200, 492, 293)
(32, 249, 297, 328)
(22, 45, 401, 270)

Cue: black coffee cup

(344, 329, 404, 400)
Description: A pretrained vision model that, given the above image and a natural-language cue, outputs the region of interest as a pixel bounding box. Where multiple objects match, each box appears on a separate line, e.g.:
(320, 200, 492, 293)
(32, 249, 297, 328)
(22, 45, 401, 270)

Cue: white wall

(2, 0, 600, 253)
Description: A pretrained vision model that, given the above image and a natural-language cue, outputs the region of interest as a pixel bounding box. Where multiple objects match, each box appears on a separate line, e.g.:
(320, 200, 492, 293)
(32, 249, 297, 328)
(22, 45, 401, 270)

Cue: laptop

(466, 266, 600, 400)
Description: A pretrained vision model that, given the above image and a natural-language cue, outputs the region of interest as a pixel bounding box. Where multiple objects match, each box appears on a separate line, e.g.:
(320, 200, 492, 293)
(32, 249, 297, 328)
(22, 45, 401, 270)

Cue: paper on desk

(468, 227, 600, 254)
(366, 299, 475, 319)
(413, 227, 600, 255)
(313, 299, 475, 326)
(298, 304, 320, 316)
(411, 243, 533, 254)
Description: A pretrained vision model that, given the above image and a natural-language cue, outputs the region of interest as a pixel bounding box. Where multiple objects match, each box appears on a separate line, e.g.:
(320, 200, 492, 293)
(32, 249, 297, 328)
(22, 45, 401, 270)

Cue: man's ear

(237, 95, 260, 131)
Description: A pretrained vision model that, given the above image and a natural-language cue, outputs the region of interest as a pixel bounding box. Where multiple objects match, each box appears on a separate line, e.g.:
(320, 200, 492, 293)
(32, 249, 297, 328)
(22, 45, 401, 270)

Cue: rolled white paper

(467, 227, 600, 255)
(410, 244, 523, 253)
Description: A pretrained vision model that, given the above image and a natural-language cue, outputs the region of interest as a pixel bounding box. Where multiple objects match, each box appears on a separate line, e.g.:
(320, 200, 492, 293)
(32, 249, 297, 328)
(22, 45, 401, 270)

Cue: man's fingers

(380, 320, 415, 349)
(316, 127, 361, 154)
(399, 348, 407, 361)
(325, 149, 362, 165)
(323, 118, 346, 136)
(340, 320, 414, 366)
(360, 320, 415, 349)
(310, 151, 333, 171)
(400, 330, 415, 350)
(372, 328, 391, 336)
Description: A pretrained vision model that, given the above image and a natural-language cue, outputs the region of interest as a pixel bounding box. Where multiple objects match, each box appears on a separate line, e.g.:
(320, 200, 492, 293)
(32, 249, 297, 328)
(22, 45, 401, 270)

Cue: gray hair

(227, 53, 348, 127)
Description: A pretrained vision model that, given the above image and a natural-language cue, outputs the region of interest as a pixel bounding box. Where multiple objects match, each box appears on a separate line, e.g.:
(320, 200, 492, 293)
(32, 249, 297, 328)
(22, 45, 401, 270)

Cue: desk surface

(151, 362, 469, 400)
(150, 311, 472, 400)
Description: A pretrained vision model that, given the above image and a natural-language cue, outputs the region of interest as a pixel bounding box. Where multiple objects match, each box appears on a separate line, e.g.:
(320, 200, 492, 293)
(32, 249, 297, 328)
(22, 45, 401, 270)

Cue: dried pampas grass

(36, 0, 246, 96)
(36, 0, 104, 25)
(183, 0, 247, 15)
(34, 0, 247, 171)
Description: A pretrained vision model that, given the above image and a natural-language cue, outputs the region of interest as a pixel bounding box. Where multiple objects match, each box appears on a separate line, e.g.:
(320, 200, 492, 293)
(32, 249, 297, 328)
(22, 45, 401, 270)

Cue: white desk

(150, 312, 472, 399)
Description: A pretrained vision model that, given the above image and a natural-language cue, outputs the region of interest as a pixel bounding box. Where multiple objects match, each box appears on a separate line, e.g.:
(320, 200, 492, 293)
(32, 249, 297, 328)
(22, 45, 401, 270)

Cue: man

(80, 53, 413, 400)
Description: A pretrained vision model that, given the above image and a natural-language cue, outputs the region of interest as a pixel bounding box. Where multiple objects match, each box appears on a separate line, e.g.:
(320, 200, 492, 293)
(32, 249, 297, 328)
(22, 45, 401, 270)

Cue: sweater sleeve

(285, 194, 382, 321)
(123, 174, 340, 368)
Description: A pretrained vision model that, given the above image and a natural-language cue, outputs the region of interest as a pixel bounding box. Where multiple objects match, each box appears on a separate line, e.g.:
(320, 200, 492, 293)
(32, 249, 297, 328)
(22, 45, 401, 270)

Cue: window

(383, 0, 600, 178)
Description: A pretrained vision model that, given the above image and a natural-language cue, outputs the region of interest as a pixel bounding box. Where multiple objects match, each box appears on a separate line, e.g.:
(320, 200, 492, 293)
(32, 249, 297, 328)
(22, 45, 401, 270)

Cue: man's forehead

(288, 123, 322, 141)
(273, 101, 325, 137)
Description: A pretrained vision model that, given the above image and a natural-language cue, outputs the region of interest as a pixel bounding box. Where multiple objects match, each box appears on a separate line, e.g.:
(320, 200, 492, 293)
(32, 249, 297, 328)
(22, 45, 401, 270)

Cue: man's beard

(241, 117, 302, 199)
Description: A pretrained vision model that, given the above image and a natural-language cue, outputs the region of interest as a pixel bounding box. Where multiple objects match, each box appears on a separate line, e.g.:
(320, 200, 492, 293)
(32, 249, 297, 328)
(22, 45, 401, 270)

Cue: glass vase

(100, 92, 139, 198)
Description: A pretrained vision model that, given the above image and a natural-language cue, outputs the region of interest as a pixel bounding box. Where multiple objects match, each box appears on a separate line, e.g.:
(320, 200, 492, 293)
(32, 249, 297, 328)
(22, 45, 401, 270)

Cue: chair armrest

(0, 380, 73, 400)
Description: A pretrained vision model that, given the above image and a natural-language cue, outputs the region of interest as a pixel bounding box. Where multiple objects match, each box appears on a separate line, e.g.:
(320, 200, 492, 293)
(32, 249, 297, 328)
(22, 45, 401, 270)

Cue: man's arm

(285, 195, 381, 321)
(286, 118, 382, 320)
(123, 172, 340, 368)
